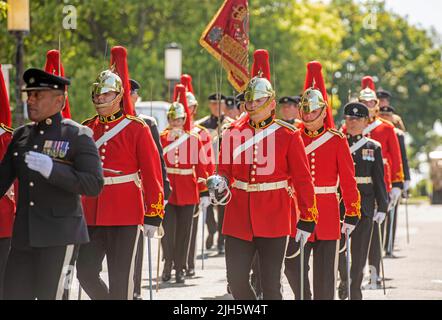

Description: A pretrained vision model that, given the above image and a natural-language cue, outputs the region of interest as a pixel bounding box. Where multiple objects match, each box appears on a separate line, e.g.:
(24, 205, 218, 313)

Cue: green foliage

(0, 0, 441, 159)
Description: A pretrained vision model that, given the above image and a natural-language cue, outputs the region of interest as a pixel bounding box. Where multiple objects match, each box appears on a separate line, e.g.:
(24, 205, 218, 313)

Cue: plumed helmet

(91, 69, 123, 96)
(167, 101, 186, 120)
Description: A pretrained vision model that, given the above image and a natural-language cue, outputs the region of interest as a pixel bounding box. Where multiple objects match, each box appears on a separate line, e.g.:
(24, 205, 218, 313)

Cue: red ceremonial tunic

(82, 112, 164, 226)
(218, 117, 318, 241)
(191, 124, 215, 193)
(300, 127, 361, 241)
(0, 124, 15, 238)
(161, 128, 208, 206)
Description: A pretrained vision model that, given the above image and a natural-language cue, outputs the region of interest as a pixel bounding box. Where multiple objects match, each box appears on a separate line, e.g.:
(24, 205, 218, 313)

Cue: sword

(147, 236, 153, 300)
(377, 222, 387, 295)
(300, 236, 305, 300)
(387, 206, 395, 255)
(405, 194, 410, 244)
(345, 229, 351, 300)
(156, 238, 161, 293)
(201, 204, 207, 270)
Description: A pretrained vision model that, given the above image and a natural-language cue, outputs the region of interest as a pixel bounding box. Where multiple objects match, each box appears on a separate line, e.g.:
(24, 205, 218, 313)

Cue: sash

(349, 137, 369, 154)
(304, 132, 334, 155)
(232, 123, 281, 160)
(363, 119, 382, 136)
(162, 133, 190, 155)
(95, 118, 131, 149)
(0, 128, 5, 137)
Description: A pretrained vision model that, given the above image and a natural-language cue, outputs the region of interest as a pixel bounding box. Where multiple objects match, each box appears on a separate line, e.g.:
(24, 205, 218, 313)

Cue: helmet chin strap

(302, 107, 326, 131)
(245, 97, 274, 116)
(94, 91, 123, 111)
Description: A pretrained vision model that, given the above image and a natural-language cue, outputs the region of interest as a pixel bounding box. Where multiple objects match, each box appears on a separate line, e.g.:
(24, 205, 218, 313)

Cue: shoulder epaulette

(160, 129, 169, 136)
(62, 119, 93, 138)
(0, 123, 13, 133)
(194, 115, 210, 126)
(81, 115, 98, 126)
(138, 114, 158, 126)
(275, 119, 298, 132)
(328, 128, 345, 138)
(126, 114, 147, 127)
(378, 117, 395, 128)
(366, 137, 382, 148)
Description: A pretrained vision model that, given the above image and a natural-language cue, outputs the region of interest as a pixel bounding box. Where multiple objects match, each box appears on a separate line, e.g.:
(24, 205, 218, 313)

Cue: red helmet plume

(361, 76, 376, 91)
(110, 46, 135, 116)
(251, 49, 271, 81)
(180, 74, 194, 93)
(0, 65, 12, 127)
(173, 84, 191, 131)
(44, 50, 71, 119)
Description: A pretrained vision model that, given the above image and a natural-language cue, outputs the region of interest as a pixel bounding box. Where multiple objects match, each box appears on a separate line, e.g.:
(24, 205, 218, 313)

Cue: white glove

(389, 187, 402, 209)
(373, 211, 386, 224)
(25, 151, 53, 179)
(295, 229, 311, 245)
(403, 180, 410, 193)
(341, 223, 356, 236)
(143, 224, 157, 238)
(199, 196, 210, 212)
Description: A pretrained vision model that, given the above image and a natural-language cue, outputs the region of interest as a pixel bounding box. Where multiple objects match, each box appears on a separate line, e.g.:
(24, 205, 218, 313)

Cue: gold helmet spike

(300, 88, 327, 113)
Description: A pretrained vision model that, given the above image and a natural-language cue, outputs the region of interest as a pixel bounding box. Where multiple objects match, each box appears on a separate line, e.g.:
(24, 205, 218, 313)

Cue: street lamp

(164, 43, 182, 102)
(8, 0, 30, 125)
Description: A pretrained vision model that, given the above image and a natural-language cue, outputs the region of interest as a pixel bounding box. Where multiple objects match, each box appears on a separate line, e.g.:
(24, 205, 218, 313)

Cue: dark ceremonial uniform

(336, 102, 388, 300)
(0, 69, 103, 300)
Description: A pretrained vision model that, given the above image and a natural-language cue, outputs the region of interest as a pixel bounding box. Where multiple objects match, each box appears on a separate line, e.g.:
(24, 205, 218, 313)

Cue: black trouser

(162, 204, 195, 272)
(284, 237, 312, 300)
(206, 205, 225, 249)
(225, 235, 288, 300)
(288, 239, 339, 300)
(250, 252, 262, 297)
(4, 244, 78, 300)
(76, 225, 141, 300)
(338, 215, 373, 300)
(133, 229, 144, 296)
(187, 207, 199, 270)
(368, 220, 385, 277)
(384, 203, 399, 253)
(0, 238, 11, 300)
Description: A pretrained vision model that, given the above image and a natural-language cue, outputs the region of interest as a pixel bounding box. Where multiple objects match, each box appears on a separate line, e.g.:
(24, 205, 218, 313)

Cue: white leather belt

(314, 186, 338, 194)
(233, 180, 288, 192)
(355, 177, 373, 184)
(166, 167, 194, 175)
(383, 158, 388, 164)
(104, 172, 141, 187)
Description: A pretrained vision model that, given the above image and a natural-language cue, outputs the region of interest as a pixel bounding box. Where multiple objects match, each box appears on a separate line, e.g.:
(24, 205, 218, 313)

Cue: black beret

(344, 102, 369, 118)
(379, 105, 395, 113)
(376, 89, 392, 99)
(22, 68, 70, 91)
(225, 96, 236, 109)
(129, 79, 141, 92)
(208, 93, 226, 102)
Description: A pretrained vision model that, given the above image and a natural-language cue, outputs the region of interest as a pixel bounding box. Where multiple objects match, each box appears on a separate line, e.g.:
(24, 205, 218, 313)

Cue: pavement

(70, 202, 442, 300)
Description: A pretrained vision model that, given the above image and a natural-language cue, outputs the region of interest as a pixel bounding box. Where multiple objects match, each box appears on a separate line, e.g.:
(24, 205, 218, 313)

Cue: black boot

(162, 260, 172, 282)
(176, 269, 185, 284)
(206, 234, 214, 250)
(338, 280, 348, 300)
(186, 268, 195, 277)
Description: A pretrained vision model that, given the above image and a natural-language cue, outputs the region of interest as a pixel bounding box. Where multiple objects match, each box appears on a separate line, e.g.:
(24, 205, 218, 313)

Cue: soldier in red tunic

(209, 49, 318, 300)
(289, 61, 361, 300)
(180, 74, 215, 277)
(160, 84, 208, 284)
(76, 46, 164, 300)
(0, 66, 15, 299)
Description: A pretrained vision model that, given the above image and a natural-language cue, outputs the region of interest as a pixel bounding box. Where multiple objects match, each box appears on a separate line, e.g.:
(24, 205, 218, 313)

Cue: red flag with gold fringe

(200, 0, 249, 92)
